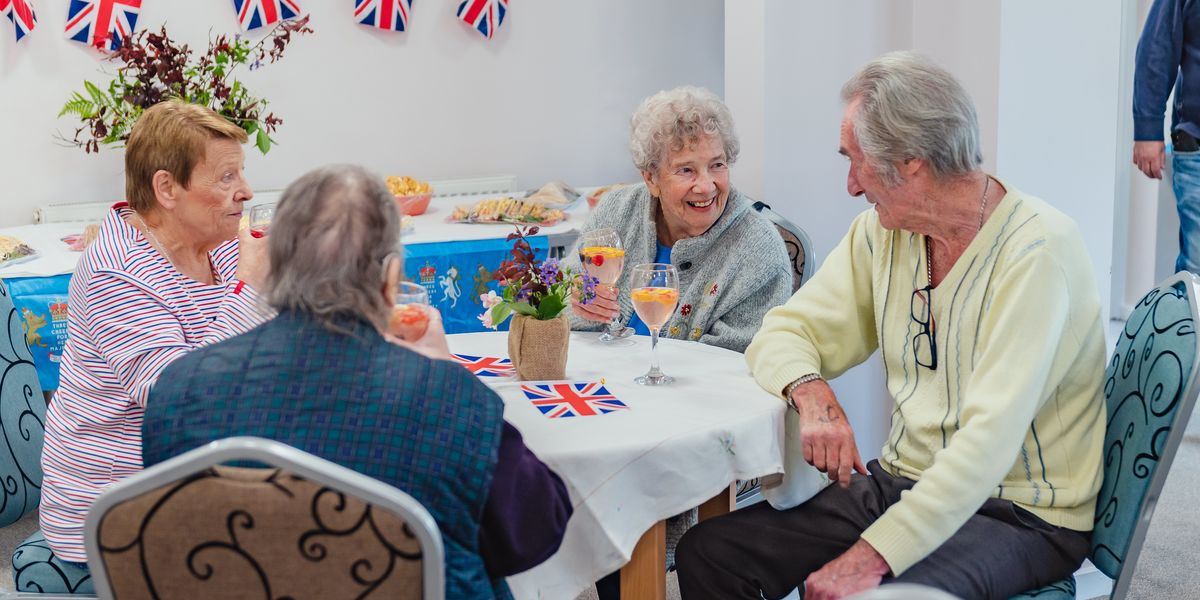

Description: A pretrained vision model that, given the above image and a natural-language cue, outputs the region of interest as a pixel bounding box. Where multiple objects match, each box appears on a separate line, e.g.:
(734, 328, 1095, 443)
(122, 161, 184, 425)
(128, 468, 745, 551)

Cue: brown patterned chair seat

(86, 438, 441, 600)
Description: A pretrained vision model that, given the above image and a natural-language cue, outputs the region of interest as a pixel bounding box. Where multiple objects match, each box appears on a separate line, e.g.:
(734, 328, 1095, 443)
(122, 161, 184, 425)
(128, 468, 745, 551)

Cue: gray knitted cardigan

(564, 183, 792, 353)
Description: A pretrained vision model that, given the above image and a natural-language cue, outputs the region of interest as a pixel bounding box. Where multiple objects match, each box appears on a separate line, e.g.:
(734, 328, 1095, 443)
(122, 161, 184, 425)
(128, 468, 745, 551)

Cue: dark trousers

(675, 460, 1089, 600)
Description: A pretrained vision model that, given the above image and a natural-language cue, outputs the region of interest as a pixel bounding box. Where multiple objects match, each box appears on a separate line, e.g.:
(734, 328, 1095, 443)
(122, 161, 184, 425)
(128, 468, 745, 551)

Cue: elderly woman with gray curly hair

(567, 86, 793, 353)
(570, 87, 794, 600)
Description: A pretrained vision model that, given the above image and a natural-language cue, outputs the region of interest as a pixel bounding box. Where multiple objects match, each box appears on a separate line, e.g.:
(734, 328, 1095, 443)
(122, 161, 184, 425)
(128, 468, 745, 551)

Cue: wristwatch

(782, 373, 824, 405)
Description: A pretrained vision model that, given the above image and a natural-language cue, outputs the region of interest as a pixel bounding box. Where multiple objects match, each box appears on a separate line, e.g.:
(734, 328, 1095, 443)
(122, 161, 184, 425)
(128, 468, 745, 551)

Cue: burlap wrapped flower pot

(507, 314, 569, 380)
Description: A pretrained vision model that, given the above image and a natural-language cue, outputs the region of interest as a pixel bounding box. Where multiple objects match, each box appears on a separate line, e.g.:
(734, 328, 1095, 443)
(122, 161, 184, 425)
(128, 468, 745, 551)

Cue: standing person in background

(1133, 0, 1200, 273)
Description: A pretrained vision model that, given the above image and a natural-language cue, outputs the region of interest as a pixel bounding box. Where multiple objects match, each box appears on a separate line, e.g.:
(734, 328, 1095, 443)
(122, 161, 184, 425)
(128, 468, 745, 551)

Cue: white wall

(0, 0, 723, 227)
(995, 0, 1128, 322)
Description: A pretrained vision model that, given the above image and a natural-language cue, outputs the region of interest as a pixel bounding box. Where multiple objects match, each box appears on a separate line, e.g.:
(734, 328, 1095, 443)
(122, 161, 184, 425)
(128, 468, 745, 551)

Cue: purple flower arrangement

(479, 226, 598, 329)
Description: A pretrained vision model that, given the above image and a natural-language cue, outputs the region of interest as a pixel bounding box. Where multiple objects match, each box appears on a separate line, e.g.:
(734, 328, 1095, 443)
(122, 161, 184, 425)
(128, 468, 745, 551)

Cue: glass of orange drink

(578, 228, 632, 342)
(629, 263, 679, 385)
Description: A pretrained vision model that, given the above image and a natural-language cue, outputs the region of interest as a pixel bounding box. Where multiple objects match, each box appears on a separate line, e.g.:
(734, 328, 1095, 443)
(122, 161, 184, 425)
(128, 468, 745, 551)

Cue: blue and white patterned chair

(1012, 271, 1200, 599)
(1, 281, 94, 595)
(0, 279, 45, 528)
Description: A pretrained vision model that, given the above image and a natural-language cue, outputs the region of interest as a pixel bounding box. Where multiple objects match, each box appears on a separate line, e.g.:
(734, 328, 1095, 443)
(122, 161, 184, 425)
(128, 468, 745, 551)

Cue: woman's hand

(790, 379, 868, 488)
(385, 307, 451, 360)
(236, 228, 270, 290)
(572, 284, 620, 323)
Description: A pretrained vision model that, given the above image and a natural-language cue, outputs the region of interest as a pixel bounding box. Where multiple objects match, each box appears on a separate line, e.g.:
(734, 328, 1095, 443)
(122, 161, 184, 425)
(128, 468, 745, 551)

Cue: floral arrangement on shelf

(480, 226, 598, 329)
(57, 16, 314, 155)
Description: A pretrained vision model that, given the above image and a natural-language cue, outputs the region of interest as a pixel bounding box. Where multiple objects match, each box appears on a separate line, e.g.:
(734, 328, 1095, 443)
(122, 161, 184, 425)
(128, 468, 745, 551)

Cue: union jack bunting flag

(521, 382, 629, 419)
(355, 0, 411, 32)
(455, 0, 506, 40)
(1, 0, 37, 42)
(451, 354, 515, 377)
(233, 0, 300, 31)
(63, 0, 140, 51)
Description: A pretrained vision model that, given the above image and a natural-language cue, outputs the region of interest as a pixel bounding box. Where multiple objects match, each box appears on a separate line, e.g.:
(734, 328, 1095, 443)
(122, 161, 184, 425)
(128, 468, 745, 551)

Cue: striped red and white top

(40, 204, 269, 562)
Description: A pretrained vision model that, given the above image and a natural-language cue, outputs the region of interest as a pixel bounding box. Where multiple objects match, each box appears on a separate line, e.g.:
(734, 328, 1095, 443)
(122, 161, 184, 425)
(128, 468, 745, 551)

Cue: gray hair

(841, 51, 982, 187)
(265, 165, 401, 332)
(629, 86, 740, 173)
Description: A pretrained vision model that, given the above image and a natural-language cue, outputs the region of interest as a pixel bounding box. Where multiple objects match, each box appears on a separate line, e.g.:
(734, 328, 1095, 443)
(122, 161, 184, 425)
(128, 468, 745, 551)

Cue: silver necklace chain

(926, 175, 991, 286)
(132, 212, 174, 268)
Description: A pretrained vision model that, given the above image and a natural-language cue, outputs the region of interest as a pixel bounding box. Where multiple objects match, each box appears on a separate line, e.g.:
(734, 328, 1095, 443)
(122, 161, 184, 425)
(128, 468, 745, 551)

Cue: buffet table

(0, 192, 590, 390)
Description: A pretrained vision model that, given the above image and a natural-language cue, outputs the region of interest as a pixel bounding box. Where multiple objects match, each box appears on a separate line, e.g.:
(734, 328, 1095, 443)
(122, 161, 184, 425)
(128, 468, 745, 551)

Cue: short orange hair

(124, 100, 248, 213)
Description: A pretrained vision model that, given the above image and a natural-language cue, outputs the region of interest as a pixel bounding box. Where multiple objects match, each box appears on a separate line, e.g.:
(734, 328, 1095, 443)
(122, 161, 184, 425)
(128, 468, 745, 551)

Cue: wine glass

(249, 203, 276, 238)
(629, 263, 679, 385)
(578, 228, 633, 341)
(389, 281, 431, 342)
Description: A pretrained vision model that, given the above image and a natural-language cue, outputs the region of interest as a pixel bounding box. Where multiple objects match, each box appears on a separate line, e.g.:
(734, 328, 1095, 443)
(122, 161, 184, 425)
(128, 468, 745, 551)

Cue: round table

(446, 331, 787, 600)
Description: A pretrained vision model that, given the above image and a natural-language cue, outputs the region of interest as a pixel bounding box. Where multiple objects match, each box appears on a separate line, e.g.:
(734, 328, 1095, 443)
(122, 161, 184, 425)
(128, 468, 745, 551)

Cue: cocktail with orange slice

(578, 228, 633, 341)
(629, 263, 679, 385)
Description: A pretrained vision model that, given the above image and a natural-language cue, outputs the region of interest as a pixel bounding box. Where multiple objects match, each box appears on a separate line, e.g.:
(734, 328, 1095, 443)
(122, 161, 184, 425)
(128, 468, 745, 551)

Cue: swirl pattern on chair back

(0, 281, 46, 527)
(1093, 280, 1196, 577)
(96, 466, 425, 599)
(774, 224, 807, 293)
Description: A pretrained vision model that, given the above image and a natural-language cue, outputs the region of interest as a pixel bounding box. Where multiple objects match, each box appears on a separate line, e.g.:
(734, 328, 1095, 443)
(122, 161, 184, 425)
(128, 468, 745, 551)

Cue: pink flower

(478, 309, 497, 330)
(480, 290, 502, 309)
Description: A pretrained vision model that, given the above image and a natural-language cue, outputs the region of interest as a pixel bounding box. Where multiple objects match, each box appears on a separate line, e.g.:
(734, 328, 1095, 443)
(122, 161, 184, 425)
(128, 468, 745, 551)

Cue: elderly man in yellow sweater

(676, 52, 1105, 600)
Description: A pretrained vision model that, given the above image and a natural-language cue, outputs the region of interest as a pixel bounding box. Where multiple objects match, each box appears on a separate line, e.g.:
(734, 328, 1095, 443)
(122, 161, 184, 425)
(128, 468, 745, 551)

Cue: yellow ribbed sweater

(746, 183, 1106, 575)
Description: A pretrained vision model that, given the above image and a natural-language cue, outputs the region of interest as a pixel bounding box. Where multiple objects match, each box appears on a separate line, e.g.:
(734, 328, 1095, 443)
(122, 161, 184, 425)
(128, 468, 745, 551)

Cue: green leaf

(510, 302, 539, 317)
(490, 303, 513, 326)
(536, 294, 566, 320)
(255, 128, 270, 155)
(84, 80, 106, 104)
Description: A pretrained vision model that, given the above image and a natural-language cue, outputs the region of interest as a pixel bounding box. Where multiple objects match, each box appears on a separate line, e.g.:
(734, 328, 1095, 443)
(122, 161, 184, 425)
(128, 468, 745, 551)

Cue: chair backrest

(0, 280, 46, 527)
(1092, 271, 1200, 599)
(752, 201, 816, 292)
(84, 437, 444, 600)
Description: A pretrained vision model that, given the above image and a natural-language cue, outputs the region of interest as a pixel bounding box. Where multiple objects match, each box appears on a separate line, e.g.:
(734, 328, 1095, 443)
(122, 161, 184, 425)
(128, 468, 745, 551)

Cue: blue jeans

(1172, 151, 1200, 273)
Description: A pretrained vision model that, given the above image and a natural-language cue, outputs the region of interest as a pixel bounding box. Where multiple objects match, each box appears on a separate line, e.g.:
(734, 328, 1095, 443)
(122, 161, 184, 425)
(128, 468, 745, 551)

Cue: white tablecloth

(446, 331, 786, 600)
(0, 192, 591, 279)
(402, 193, 588, 246)
(0, 222, 92, 278)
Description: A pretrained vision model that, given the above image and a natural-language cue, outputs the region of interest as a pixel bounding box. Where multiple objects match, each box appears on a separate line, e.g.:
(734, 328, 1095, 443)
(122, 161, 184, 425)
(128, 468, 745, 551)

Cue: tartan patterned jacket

(142, 310, 511, 599)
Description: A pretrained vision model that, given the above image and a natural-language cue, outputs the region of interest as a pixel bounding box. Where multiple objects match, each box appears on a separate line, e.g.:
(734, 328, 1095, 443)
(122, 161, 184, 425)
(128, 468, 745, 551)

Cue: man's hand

(572, 284, 620, 323)
(1134, 140, 1166, 179)
(804, 539, 891, 600)
(790, 379, 868, 487)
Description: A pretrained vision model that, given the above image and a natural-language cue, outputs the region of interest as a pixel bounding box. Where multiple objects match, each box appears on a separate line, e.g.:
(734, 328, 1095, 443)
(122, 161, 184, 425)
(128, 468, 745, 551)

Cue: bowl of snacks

(387, 175, 433, 216)
(587, 183, 628, 210)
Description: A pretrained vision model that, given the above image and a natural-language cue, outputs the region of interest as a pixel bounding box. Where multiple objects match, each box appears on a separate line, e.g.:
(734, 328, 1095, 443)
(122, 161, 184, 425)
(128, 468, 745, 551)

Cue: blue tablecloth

(2, 237, 551, 391)
(404, 236, 549, 334)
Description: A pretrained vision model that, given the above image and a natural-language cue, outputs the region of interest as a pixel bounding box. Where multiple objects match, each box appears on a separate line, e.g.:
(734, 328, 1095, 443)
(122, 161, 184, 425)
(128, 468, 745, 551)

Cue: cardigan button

(679, 261, 693, 271)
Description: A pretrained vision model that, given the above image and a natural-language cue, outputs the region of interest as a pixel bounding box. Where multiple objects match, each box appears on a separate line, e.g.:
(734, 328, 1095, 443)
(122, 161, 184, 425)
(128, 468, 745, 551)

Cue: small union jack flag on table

(1, 0, 37, 42)
(451, 354, 515, 378)
(521, 382, 629, 419)
(64, 0, 140, 52)
(355, 0, 410, 32)
(456, 0, 506, 40)
(233, 0, 300, 32)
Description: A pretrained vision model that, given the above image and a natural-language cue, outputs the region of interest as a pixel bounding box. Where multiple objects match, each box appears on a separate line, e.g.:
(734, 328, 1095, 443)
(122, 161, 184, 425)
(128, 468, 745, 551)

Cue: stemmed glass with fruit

(629, 263, 679, 385)
(578, 228, 632, 342)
